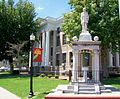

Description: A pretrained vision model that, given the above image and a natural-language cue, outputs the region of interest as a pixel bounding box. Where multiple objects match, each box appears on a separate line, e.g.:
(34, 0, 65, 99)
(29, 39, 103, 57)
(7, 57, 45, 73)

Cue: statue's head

(83, 7, 86, 12)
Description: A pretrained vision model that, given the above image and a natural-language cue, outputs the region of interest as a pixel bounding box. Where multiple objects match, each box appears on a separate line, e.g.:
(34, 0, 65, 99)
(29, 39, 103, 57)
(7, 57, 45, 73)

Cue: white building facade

(36, 16, 120, 77)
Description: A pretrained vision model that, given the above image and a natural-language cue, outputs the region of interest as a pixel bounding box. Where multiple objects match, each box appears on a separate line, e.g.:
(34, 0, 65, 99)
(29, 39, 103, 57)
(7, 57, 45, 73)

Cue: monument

(45, 8, 119, 99)
(71, 7, 101, 94)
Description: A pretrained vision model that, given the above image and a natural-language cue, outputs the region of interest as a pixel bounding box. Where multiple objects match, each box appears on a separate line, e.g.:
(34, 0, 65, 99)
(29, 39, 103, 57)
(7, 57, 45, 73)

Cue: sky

(27, 0, 71, 18)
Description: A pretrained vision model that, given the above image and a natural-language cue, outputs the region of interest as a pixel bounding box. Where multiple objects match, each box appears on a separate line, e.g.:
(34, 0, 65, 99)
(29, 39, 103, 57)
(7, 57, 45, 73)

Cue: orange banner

(33, 48, 42, 62)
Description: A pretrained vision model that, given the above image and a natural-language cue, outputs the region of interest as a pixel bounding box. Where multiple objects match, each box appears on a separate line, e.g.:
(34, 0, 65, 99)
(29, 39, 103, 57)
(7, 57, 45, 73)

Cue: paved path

(0, 87, 21, 99)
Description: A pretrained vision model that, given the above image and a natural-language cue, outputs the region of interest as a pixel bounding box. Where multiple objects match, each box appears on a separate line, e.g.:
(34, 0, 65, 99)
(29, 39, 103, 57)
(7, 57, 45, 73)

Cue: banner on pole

(33, 48, 42, 62)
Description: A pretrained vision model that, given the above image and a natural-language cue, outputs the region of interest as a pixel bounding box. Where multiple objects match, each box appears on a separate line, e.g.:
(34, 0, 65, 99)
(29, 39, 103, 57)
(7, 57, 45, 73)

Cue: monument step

(63, 89, 74, 93)
(67, 85, 74, 89)
(79, 91, 95, 94)
(101, 89, 111, 93)
(79, 89, 95, 91)
(100, 86, 106, 90)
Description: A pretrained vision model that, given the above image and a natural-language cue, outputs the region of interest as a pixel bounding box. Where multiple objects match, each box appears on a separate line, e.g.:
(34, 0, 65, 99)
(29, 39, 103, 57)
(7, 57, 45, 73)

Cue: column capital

(72, 50, 79, 54)
(93, 49, 100, 54)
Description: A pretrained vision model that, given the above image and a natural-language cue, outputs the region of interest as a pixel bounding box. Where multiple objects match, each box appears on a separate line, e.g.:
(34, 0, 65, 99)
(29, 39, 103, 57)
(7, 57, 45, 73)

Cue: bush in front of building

(40, 74, 46, 77)
(12, 70, 20, 75)
(47, 74, 53, 78)
(55, 75, 59, 79)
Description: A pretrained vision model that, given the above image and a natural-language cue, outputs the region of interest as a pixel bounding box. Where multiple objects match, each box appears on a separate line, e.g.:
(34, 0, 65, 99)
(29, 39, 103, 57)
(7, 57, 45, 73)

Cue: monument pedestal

(82, 67, 88, 82)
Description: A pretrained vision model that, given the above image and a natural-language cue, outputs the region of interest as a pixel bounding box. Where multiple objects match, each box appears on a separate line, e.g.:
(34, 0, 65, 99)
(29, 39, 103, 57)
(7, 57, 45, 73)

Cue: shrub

(12, 70, 20, 75)
(40, 74, 45, 77)
(48, 74, 53, 78)
(55, 75, 59, 79)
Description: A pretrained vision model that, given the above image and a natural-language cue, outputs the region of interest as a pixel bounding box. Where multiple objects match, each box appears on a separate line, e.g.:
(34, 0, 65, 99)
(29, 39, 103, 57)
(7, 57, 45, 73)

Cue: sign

(33, 48, 42, 62)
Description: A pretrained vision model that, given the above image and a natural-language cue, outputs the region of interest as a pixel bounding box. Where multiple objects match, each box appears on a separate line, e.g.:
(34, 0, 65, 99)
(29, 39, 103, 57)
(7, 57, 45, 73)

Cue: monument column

(108, 50, 113, 67)
(52, 30, 56, 69)
(93, 49, 100, 82)
(45, 31, 50, 66)
(72, 50, 79, 82)
(41, 31, 46, 66)
(116, 52, 120, 67)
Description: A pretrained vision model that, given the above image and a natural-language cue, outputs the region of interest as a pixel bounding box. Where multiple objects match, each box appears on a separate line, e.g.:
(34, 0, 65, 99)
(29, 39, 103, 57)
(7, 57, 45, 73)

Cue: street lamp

(28, 33, 35, 98)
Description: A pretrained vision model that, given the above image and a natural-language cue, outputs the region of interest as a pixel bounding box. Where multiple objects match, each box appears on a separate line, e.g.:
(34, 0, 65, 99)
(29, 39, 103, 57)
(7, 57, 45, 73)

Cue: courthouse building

(35, 16, 120, 77)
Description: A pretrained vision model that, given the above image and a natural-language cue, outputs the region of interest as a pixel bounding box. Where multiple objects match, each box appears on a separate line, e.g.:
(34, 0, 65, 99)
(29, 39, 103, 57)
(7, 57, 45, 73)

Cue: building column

(67, 51, 70, 69)
(72, 50, 79, 82)
(41, 31, 46, 66)
(93, 49, 100, 82)
(108, 50, 113, 67)
(116, 52, 120, 67)
(52, 30, 56, 70)
(45, 31, 50, 66)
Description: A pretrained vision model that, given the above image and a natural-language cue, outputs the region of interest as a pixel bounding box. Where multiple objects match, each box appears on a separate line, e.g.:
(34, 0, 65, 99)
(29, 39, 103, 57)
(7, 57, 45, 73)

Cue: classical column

(116, 52, 120, 67)
(92, 51, 95, 81)
(72, 50, 79, 82)
(93, 49, 100, 82)
(52, 30, 56, 70)
(41, 31, 46, 66)
(45, 31, 50, 66)
(108, 50, 113, 67)
(67, 51, 70, 69)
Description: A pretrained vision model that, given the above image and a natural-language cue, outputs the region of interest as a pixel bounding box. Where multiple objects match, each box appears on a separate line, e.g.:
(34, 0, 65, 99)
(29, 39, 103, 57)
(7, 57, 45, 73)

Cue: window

(62, 53, 66, 63)
(70, 52, 73, 63)
(57, 27, 60, 34)
(50, 31, 54, 45)
(83, 53, 90, 66)
(70, 52, 73, 68)
(56, 36, 60, 46)
(63, 34, 66, 45)
(56, 54, 60, 66)
(51, 47, 53, 56)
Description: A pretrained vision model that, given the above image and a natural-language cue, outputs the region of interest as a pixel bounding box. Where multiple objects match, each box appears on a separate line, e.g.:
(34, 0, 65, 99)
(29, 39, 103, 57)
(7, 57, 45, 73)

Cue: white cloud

(36, 7, 44, 11)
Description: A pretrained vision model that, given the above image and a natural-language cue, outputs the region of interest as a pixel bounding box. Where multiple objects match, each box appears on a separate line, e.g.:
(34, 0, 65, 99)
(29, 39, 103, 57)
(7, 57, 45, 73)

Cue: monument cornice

(72, 41, 101, 46)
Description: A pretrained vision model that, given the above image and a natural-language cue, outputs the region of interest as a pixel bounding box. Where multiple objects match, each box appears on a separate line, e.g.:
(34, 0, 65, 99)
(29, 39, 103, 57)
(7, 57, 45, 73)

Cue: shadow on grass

(42, 91, 51, 95)
(0, 72, 29, 79)
(102, 77, 120, 85)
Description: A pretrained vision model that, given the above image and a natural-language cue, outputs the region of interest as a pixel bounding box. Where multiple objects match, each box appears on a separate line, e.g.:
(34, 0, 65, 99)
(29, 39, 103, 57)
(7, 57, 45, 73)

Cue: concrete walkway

(0, 87, 21, 99)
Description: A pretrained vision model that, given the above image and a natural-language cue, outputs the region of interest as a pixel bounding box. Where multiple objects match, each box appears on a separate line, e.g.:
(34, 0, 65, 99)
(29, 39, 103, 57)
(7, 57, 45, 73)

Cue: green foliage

(0, 0, 40, 60)
(55, 75, 59, 79)
(62, 0, 120, 52)
(0, 73, 68, 99)
(40, 74, 46, 77)
(47, 74, 53, 78)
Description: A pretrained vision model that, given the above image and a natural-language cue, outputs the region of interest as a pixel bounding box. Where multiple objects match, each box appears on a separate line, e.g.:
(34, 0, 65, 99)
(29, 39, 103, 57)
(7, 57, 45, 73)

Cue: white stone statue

(81, 7, 89, 32)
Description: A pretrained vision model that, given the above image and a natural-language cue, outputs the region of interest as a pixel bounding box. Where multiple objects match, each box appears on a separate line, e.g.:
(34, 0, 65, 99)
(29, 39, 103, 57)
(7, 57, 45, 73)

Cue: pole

(119, 0, 120, 19)
(28, 41, 34, 98)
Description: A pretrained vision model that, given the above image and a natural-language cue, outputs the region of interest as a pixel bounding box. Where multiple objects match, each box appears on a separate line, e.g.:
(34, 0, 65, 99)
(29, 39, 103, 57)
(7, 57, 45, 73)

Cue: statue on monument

(80, 7, 89, 32)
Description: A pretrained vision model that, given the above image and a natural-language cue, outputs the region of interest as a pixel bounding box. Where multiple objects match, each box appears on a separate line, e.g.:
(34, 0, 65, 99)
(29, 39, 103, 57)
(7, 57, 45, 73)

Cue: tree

(62, 0, 120, 52)
(7, 41, 28, 67)
(0, 0, 40, 61)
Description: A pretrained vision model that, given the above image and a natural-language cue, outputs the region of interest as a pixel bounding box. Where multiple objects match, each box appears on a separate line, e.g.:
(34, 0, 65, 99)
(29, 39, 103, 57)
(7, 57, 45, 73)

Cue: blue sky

(27, 0, 71, 18)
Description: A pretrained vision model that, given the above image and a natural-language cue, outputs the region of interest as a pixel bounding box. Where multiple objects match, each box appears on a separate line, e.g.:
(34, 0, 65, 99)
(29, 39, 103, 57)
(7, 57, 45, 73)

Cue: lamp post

(28, 33, 35, 98)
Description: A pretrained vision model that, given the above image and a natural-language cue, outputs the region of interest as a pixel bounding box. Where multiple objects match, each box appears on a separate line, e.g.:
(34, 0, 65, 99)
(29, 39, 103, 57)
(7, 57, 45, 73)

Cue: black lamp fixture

(28, 33, 35, 98)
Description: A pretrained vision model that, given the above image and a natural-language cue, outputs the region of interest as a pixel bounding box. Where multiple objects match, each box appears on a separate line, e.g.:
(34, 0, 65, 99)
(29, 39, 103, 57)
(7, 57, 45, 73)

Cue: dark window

(56, 36, 60, 46)
(57, 27, 60, 34)
(51, 47, 53, 56)
(63, 34, 66, 45)
(62, 53, 66, 63)
(113, 54, 115, 66)
(50, 31, 54, 45)
(70, 52, 73, 63)
(119, 54, 120, 66)
(83, 53, 90, 66)
(56, 54, 60, 66)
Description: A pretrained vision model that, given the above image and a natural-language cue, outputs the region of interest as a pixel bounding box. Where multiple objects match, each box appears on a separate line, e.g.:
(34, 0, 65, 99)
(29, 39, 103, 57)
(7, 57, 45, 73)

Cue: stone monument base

(45, 84, 120, 99)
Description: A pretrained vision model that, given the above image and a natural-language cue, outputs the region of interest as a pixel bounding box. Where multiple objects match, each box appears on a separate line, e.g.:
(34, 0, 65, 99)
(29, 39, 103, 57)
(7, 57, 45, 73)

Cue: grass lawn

(0, 72, 68, 99)
(0, 72, 120, 99)
(102, 77, 120, 89)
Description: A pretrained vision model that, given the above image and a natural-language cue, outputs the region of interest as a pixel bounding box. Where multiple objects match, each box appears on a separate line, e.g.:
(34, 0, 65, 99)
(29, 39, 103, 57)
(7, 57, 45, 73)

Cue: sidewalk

(0, 87, 21, 99)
